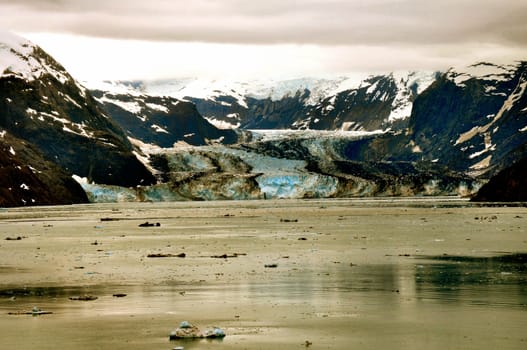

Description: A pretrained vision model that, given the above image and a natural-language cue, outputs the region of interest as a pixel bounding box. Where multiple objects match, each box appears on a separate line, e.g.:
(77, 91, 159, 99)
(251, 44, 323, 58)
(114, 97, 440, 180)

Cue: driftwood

(8, 307, 52, 315)
(138, 222, 161, 227)
(147, 253, 186, 258)
(210, 253, 246, 259)
(8, 310, 53, 315)
(69, 295, 98, 301)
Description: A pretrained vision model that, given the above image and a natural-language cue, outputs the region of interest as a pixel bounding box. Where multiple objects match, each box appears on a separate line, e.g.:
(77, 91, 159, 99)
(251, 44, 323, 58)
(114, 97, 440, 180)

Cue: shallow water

(1, 198, 526, 349)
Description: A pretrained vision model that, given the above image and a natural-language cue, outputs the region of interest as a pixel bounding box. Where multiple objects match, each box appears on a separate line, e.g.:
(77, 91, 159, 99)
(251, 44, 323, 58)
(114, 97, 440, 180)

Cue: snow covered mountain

(89, 88, 241, 148)
(84, 61, 527, 200)
(0, 30, 155, 206)
(87, 72, 438, 132)
(3, 30, 527, 205)
(343, 61, 527, 179)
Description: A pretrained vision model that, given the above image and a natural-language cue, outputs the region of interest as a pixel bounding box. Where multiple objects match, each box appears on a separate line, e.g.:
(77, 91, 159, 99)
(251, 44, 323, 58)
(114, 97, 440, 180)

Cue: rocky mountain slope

(471, 156, 527, 202)
(340, 62, 527, 180)
(0, 31, 155, 197)
(0, 130, 88, 207)
(90, 88, 241, 148)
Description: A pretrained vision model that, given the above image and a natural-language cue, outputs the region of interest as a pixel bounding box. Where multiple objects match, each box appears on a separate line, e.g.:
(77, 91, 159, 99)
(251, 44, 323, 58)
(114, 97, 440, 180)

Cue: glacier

(75, 130, 482, 203)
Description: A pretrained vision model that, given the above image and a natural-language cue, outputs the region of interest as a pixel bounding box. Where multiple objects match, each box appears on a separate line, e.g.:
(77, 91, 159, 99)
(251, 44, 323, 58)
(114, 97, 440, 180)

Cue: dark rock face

(471, 157, 527, 202)
(303, 75, 399, 131)
(92, 91, 240, 147)
(0, 131, 88, 207)
(0, 34, 156, 191)
(329, 63, 527, 182)
(406, 64, 527, 174)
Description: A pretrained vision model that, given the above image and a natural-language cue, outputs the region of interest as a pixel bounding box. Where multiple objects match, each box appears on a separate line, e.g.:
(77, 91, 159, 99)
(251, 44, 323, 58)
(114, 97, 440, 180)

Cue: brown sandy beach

(1, 198, 526, 349)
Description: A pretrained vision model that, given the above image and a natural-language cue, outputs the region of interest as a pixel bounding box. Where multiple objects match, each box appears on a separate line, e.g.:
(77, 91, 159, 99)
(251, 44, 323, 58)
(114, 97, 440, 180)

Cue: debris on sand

(280, 218, 298, 223)
(203, 327, 226, 338)
(100, 217, 121, 221)
(210, 253, 246, 259)
(5, 236, 25, 241)
(112, 293, 127, 298)
(147, 253, 186, 258)
(169, 321, 226, 340)
(69, 295, 98, 301)
(138, 222, 161, 227)
(8, 306, 52, 316)
(264, 263, 278, 268)
(474, 215, 498, 222)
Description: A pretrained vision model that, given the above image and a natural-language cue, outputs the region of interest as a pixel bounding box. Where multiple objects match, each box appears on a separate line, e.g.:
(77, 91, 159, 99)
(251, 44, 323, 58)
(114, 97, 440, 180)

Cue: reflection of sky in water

(2, 255, 527, 349)
(3, 255, 527, 314)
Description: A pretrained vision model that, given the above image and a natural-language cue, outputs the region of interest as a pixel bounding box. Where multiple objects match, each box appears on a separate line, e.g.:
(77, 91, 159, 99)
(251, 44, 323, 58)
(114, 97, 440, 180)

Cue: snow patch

(366, 80, 379, 95)
(205, 117, 240, 129)
(62, 94, 82, 109)
(26, 108, 38, 116)
(388, 71, 437, 122)
(150, 124, 169, 134)
(146, 102, 169, 113)
(98, 95, 143, 114)
(226, 113, 239, 120)
(448, 62, 517, 87)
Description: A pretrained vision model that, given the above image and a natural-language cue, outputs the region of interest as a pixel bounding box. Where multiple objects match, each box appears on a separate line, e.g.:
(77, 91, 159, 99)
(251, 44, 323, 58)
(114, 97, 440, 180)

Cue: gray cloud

(3, 0, 527, 81)
(1, 0, 527, 47)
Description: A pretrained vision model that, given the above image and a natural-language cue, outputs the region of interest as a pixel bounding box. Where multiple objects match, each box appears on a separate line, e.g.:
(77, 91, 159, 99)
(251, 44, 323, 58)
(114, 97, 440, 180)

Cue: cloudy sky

(1, 0, 527, 81)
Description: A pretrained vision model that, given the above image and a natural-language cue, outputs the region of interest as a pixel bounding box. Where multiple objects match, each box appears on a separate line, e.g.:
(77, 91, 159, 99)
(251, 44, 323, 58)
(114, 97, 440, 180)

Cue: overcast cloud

(1, 0, 526, 80)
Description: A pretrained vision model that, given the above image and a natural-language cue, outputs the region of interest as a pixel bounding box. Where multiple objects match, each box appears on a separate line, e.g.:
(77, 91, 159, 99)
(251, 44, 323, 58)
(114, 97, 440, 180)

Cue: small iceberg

(169, 321, 226, 340)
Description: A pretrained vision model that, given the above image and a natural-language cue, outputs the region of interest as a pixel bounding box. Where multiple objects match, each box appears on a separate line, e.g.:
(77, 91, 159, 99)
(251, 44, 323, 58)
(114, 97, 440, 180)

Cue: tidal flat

(0, 198, 526, 349)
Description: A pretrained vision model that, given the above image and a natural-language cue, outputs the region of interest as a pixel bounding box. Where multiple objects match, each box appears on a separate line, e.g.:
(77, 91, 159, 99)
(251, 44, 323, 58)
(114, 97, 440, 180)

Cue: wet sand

(1, 198, 526, 349)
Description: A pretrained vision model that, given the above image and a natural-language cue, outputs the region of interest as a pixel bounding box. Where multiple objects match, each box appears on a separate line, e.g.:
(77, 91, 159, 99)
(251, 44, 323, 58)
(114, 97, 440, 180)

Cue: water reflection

(2, 256, 527, 349)
(414, 253, 527, 308)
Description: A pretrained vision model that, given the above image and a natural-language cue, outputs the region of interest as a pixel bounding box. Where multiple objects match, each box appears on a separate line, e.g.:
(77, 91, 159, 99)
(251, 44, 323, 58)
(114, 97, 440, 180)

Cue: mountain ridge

(2, 30, 527, 205)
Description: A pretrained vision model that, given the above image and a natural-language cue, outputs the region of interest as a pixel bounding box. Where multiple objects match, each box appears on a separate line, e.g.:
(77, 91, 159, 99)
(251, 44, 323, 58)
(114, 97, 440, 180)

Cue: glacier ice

(256, 173, 338, 199)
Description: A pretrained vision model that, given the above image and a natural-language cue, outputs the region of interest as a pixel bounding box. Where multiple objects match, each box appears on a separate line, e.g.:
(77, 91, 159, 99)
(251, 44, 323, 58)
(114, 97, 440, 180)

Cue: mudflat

(0, 198, 526, 349)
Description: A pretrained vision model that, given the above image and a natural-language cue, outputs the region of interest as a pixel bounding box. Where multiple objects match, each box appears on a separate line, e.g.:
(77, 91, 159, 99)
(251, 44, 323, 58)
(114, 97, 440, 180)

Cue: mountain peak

(0, 30, 70, 84)
(447, 61, 519, 86)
